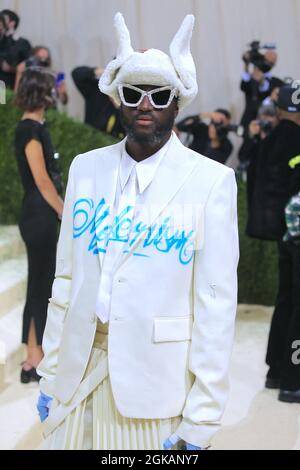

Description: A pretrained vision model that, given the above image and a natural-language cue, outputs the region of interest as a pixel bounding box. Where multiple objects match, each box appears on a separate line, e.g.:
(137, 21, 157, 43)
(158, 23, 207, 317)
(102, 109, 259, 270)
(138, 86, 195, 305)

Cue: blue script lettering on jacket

(73, 198, 195, 265)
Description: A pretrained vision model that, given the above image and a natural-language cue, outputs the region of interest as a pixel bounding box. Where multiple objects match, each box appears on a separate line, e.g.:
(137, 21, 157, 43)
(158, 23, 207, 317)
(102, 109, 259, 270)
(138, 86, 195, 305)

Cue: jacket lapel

(94, 141, 123, 268)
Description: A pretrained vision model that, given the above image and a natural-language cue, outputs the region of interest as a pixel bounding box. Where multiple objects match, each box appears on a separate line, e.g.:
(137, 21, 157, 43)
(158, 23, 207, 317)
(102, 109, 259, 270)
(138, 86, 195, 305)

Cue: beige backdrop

(1, 0, 300, 163)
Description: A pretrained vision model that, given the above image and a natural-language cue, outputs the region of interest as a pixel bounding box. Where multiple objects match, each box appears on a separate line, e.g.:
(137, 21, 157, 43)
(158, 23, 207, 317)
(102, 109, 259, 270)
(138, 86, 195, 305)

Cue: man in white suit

(37, 13, 239, 450)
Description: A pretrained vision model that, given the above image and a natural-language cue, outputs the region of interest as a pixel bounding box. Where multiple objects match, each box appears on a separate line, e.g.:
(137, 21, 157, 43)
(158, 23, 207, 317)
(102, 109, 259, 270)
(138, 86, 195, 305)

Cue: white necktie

(95, 166, 138, 324)
(117, 165, 138, 223)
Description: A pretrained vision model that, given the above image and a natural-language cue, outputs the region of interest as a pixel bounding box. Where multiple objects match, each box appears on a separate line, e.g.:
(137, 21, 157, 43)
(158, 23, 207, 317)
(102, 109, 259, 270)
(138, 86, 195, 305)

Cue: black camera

(211, 121, 229, 140)
(211, 121, 244, 139)
(243, 40, 276, 73)
(257, 119, 273, 135)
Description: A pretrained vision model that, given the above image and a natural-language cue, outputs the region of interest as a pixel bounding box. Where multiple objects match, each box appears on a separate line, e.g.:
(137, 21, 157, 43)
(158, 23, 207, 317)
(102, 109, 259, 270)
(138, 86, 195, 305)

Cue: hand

(57, 199, 64, 220)
(37, 392, 53, 422)
(210, 111, 226, 124)
(163, 433, 202, 451)
(94, 67, 104, 79)
(252, 67, 264, 84)
(57, 80, 67, 96)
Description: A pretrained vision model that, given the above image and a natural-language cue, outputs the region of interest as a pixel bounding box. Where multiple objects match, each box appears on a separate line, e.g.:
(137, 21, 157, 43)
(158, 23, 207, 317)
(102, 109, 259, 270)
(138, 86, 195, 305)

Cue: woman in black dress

(15, 68, 64, 383)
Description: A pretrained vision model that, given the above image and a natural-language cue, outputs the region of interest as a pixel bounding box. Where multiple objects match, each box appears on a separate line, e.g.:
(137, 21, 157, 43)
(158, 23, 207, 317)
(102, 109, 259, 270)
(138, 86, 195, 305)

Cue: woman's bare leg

(23, 319, 43, 369)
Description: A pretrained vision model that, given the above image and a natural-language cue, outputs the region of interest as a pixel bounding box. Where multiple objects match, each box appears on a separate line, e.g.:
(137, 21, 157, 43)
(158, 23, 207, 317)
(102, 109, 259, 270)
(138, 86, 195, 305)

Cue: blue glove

(163, 433, 202, 450)
(37, 392, 53, 422)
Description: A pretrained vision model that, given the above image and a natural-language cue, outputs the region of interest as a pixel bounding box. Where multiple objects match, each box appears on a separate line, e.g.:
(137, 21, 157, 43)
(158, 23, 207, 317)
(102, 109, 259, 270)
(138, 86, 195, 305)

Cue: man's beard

(120, 108, 175, 146)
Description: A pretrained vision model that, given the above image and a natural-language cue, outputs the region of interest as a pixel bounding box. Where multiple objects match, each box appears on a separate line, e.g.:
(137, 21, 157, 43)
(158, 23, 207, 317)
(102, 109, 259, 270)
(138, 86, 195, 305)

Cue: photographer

(15, 46, 68, 106)
(241, 103, 279, 207)
(239, 103, 279, 163)
(240, 41, 281, 131)
(176, 109, 233, 164)
(0, 9, 31, 88)
(0, 13, 16, 88)
(246, 85, 300, 403)
(72, 65, 124, 138)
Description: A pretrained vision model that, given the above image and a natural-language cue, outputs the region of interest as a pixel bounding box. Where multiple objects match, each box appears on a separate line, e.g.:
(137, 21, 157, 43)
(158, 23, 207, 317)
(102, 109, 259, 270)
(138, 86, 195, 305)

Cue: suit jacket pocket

(153, 315, 193, 343)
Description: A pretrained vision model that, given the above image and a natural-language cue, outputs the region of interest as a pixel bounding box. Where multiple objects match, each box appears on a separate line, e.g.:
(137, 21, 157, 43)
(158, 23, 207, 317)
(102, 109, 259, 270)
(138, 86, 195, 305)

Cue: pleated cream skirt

(43, 321, 181, 450)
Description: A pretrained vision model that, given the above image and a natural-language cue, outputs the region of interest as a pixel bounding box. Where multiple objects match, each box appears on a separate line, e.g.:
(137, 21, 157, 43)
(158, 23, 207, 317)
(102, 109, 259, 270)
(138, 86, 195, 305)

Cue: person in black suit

(72, 65, 124, 139)
(176, 109, 233, 164)
(246, 85, 300, 403)
(0, 9, 31, 88)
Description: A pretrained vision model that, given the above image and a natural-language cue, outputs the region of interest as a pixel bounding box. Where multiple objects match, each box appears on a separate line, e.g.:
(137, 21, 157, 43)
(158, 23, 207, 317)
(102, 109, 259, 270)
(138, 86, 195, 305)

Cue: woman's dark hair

(1, 9, 20, 29)
(15, 68, 55, 112)
(215, 108, 232, 120)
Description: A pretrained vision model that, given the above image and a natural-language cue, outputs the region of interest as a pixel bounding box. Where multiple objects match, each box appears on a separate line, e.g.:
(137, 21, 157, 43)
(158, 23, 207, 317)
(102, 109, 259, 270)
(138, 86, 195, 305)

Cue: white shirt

(95, 133, 173, 323)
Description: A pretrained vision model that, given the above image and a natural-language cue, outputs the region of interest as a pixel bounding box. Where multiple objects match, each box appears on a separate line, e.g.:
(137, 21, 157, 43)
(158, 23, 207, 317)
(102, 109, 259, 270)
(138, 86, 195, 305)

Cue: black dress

(15, 119, 60, 345)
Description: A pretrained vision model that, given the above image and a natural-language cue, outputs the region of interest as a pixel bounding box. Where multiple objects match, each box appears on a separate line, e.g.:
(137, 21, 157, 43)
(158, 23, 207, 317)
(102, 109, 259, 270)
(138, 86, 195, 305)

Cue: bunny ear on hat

(99, 12, 198, 110)
(99, 12, 134, 97)
(114, 12, 134, 60)
(169, 15, 198, 105)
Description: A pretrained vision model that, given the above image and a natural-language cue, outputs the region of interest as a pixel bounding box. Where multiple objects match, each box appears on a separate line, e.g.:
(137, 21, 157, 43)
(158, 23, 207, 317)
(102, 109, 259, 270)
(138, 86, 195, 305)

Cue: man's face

(119, 84, 179, 146)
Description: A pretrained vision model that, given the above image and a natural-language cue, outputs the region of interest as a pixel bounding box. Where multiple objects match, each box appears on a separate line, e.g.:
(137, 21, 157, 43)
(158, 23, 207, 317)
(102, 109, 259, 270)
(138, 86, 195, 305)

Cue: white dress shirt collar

(120, 133, 173, 194)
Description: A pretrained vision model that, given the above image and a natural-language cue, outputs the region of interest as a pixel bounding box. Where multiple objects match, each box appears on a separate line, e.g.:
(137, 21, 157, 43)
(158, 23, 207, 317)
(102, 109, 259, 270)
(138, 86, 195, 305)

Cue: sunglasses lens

(152, 89, 172, 106)
(122, 87, 142, 105)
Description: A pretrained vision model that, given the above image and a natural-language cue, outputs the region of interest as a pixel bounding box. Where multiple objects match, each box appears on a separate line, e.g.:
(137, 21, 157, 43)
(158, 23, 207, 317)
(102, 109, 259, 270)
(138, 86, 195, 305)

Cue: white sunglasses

(118, 84, 178, 109)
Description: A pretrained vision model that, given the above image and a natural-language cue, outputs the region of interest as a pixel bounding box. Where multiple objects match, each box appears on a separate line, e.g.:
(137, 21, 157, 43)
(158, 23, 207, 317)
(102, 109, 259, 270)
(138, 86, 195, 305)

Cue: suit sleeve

(71, 66, 97, 99)
(175, 169, 239, 448)
(37, 157, 77, 397)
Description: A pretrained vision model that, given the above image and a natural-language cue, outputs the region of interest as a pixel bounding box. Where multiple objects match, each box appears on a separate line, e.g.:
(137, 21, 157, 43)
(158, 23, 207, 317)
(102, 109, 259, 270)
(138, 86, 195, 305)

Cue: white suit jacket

(38, 133, 239, 448)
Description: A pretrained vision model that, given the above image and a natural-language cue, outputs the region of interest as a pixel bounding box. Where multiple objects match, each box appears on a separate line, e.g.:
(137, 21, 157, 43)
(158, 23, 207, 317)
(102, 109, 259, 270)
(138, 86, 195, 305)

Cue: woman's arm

(25, 139, 64, 217)
(14, 61, 26, 92)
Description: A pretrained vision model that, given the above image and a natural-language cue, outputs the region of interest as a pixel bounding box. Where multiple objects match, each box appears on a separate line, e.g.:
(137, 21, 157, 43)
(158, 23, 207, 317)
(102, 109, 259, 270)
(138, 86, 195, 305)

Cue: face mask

(38, 58, 51, 68)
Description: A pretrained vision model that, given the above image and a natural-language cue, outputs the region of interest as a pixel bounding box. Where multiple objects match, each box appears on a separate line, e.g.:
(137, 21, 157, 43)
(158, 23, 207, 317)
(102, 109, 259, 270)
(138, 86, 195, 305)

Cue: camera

(243, 40, 276, 73)
(211, 121, 244, 139)
(257, 119, 273, 135)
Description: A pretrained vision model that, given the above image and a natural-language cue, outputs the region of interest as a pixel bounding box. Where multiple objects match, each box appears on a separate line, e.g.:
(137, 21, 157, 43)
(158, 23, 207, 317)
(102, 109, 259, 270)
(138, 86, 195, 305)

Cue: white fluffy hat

(99, 12, 198, 111)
